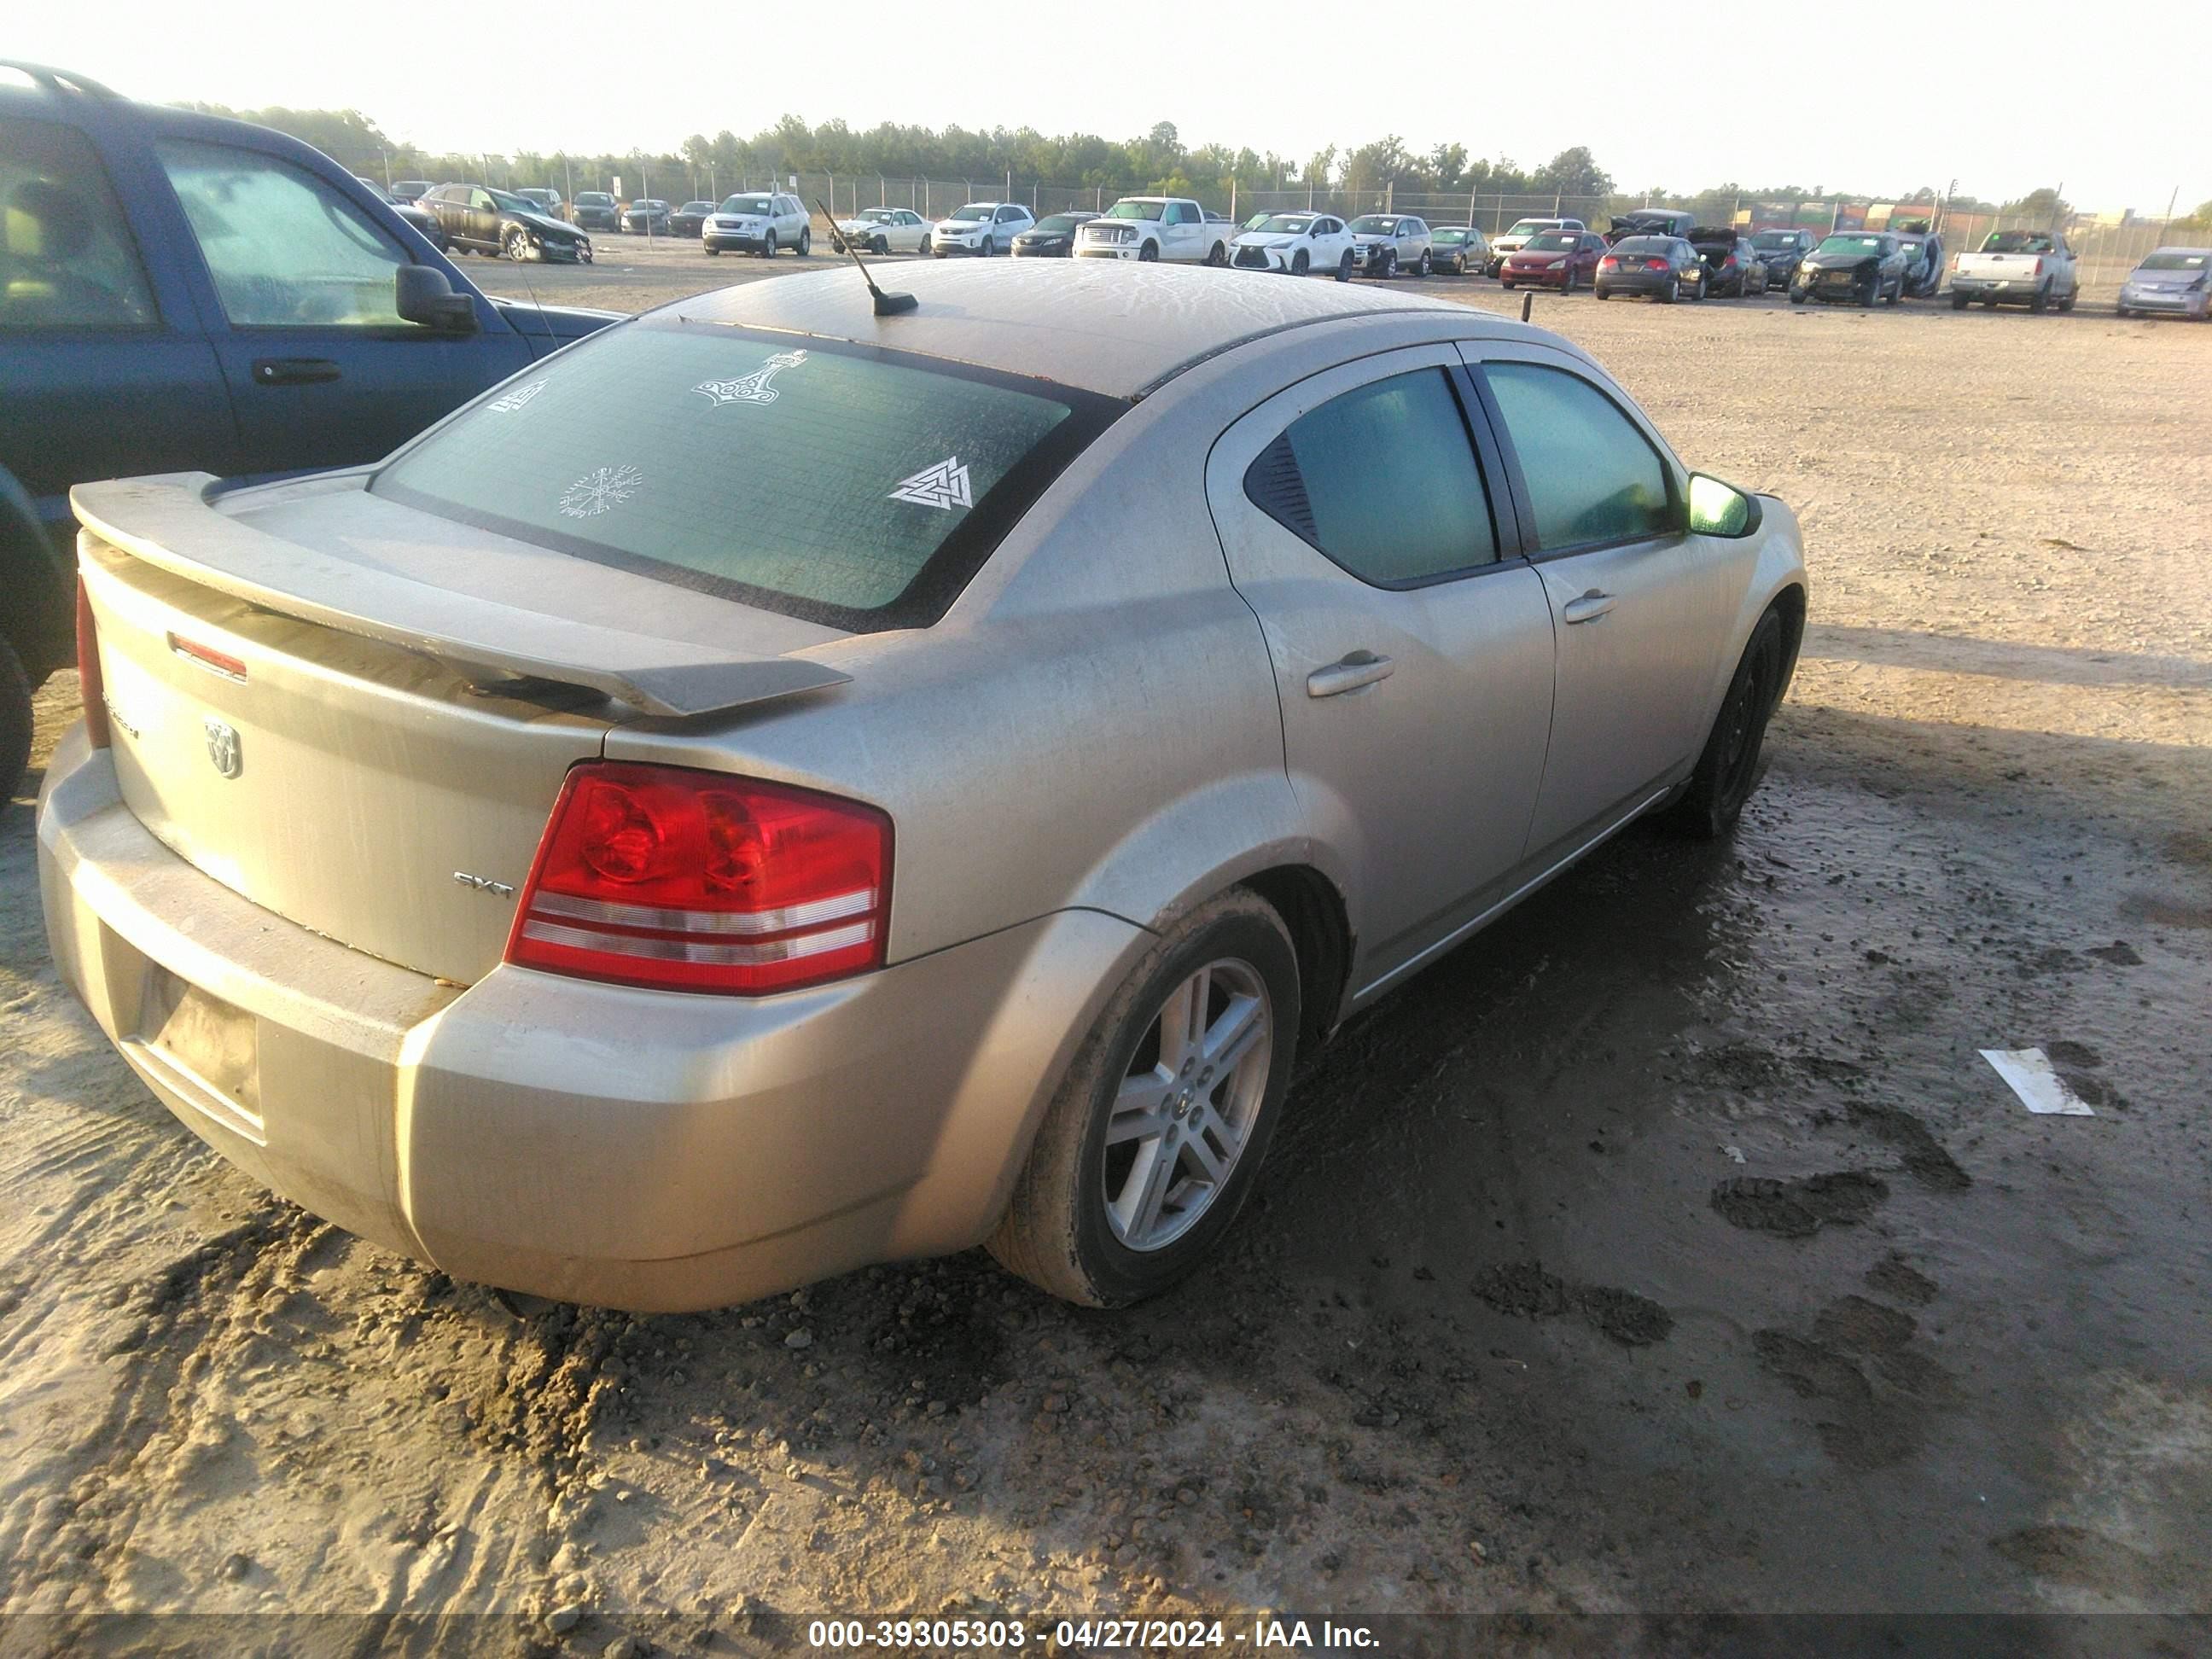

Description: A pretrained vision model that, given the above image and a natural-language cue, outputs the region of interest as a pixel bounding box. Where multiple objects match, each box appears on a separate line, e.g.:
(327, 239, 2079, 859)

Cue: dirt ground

(2, 253, 2209, 1654)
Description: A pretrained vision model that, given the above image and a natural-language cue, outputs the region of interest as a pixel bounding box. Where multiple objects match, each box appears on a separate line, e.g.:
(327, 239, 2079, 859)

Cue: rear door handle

(251, 358, 342, 387)
(1307, 651, 1394, 697)
(1562, 589, 1616, 625)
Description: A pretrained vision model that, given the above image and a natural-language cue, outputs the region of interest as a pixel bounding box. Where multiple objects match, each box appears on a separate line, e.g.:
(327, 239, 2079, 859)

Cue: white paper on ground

(1981, 1048, 2096, 1115)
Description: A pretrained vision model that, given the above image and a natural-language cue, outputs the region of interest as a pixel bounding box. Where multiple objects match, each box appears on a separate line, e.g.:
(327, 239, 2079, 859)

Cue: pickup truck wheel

(2029, 286, 2048, 313)
(2058, 289, 2076, 313)
(1951, 290, 1968, 310)
(987, 888, 1300, 1307)
(1138, 241, 1159, 262)
(0, 635, 29, 803)
(1668, 607, 1784, 841)
(504, 227, 531, 261)
(1207, 242, 1227, 266)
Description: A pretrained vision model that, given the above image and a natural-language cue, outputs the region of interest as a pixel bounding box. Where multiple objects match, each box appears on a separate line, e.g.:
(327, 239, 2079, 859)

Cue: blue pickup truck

(0, 62, 618, 791)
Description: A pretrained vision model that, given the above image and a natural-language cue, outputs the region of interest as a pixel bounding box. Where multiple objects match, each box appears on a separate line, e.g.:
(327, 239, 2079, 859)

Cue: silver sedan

(41, 262, 1807, 1310)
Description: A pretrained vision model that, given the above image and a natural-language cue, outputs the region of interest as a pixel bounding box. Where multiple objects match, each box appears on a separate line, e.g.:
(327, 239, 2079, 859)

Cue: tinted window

(1486, 364, 1671, 549)
(373, 324, 1115, 630)
(0, 114, 157, 330)
(1249, 369, 1497, 585)
(158, 141, 408, 328)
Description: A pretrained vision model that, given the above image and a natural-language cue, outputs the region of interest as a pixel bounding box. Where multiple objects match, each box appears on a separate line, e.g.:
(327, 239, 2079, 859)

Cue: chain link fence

(354, 147, 2203, 291)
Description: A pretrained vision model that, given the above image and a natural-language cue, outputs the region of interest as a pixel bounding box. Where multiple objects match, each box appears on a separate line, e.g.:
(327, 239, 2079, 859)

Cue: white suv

(704, 191, 811, 257)
(932, 201, 1035, 257)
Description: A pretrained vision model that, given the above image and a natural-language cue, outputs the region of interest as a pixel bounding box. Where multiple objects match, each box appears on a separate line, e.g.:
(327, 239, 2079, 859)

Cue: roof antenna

(813, 196, 917, 316)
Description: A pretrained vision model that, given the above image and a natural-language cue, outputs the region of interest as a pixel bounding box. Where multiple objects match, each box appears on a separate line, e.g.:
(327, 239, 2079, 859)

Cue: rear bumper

(1948, 276, 2039, 300)
(37, 730, 1144, 1311)
(1595, 271, 1676, 295)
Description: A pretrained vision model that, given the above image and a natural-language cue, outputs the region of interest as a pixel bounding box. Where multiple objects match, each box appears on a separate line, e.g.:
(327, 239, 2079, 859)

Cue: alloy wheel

(1100, 958, 1273, 1253)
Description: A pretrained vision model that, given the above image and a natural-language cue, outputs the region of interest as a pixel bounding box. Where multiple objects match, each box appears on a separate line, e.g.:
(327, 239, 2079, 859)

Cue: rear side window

(0, 115, 157, 330)
(1246, 368, 1498, 585)
(373, 323, 1122, 631)
(157, 140, 408, 328)
(1484, 363, 1672, 549)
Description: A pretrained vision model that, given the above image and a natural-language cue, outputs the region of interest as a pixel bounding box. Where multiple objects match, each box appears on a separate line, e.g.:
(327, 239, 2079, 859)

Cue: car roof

(668, 261, 1480, 399)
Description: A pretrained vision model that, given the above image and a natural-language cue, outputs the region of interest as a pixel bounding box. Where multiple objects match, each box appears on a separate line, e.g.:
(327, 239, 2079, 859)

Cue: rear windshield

(1982, 231, 2053, 253)
(1751, 232, 1800, 248)
(1610, 237, 1671, 254)
(371, 324, 1121, 632)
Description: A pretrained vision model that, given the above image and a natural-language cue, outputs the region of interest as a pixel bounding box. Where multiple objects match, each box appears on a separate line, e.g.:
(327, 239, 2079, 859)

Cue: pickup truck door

(0, 111, 236, 544)
(1206, 344, 1558, 1001)
(153, 136, 534, 478)
(1459, 341, 1747, 866)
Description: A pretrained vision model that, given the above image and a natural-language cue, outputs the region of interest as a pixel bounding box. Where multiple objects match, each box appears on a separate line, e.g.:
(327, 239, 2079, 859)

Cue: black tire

(1861, 280, 1880, 309)
(1336, 249, 1353, 282)
(705, 246, 720, 256)
(1886, 279, 1901, 306)
(1138, 240, 1158, 262)
(870, 235, 888, 255)
(1207, 241, 1227, 267)
(2115, 305, 2129, 318)
(1596, 286, 1611, 300)
(987, 888, 1301, 1307)
(504, 227, 531, 261)
(1381, 250, 1397, 279)
(1291, 249, 1309, 276)
(796, 229, 811, 257)
(919, 235, 932, 256)
(0, 634, 29, 803)
(1416, 249, 1431, 277)
(1667, 608, 1786, 840)
(1500, 279, 1514, 291)
(760, 231, 777, 259)
(1660, 277, 1678, 305)
(1951, 291, 1968, 310)
(1789, 289, 1806, 305)
(2029, 286, 2048, 313)
(2058, 289, 2075, 313)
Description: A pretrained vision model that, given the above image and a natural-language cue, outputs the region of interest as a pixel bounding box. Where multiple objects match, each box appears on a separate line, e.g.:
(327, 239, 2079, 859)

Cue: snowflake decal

(888, 455, 973, 511)
(559, 463, 643, 519)
(488, 379, 548, 413)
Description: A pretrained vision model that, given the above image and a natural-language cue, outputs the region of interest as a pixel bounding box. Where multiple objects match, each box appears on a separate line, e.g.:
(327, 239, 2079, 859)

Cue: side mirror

(1687, 474, 1762, 538)
(396, 264, 479, 334)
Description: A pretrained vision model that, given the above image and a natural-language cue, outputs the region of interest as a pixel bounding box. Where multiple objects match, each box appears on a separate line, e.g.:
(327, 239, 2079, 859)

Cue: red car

(1500, 229, 1608, 293)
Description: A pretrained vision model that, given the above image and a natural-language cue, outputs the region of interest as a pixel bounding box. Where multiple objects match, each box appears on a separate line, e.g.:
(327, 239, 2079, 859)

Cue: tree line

(180, 101, 2192, 225)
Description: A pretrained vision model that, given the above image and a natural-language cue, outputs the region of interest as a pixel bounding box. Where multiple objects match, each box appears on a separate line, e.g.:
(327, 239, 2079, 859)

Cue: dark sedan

(356, 177, 446, 252)
(1595, 236, 1708, 302)
(570, 190, 620, 231)
(1690, 227, 1767, 297)
(623, 197, 672, 235)
(668, 200, 714, 237)
(418, 183, 594, 263)
(1010, 211, 1098, 257)
(1430, 224, 1491, 274)
(1790, 232, 1906, 306)
(1748, 228, 1814, 287)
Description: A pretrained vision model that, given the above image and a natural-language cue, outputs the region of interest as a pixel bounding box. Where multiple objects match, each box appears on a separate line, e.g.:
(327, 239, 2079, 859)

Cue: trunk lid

(76, 472, 849, 986)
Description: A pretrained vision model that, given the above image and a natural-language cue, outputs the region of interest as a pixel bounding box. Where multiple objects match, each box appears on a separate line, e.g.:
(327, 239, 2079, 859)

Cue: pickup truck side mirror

(396, 264, 479, 334)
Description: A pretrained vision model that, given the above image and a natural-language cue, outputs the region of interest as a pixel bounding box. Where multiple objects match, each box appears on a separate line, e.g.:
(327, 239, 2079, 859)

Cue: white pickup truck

(1074, 197, 1231, 265)
(1950, 229, 2081, 312)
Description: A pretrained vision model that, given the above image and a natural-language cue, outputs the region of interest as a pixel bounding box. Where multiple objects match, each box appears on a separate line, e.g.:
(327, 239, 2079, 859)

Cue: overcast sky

(18, 0, 2209, 213)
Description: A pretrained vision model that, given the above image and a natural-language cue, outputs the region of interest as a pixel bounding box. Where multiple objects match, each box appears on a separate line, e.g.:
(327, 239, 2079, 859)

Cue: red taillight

(505, 761, 891, 996)
(1724, 254, 1738, 268)
(1645, 258, 1670, 271)
(1598, 256, 1617, 269)
(76, 576, 110, 749)
(168, 633, 247, 681)
(2032, 258, 2044, 276)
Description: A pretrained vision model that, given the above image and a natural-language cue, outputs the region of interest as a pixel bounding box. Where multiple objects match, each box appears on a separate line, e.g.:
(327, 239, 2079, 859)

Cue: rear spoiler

(71, 474, 851, 719)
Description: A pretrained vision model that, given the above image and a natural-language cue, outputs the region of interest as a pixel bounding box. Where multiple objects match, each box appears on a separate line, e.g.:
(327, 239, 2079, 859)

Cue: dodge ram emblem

(203, 716, 242, 779)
